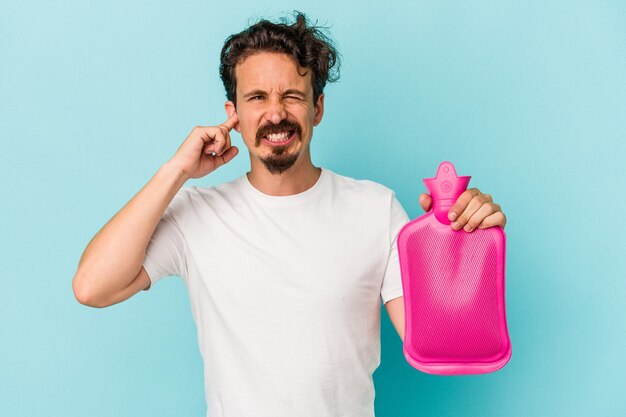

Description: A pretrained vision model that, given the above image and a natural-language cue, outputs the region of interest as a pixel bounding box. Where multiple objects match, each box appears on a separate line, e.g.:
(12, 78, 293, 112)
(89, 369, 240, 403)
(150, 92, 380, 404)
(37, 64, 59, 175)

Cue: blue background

(1, 1, 625, 416)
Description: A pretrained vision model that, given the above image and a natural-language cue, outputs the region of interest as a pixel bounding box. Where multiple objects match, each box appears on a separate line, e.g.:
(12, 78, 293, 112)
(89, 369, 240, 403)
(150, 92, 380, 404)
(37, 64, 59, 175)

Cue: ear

(224, 100, 240, 132)
(313, 93, 325, 126)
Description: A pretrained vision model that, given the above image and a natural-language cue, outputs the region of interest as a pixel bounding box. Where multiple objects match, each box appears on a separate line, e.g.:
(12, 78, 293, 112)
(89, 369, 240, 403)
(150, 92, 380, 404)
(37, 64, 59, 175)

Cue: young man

(73, 13, 506, 417)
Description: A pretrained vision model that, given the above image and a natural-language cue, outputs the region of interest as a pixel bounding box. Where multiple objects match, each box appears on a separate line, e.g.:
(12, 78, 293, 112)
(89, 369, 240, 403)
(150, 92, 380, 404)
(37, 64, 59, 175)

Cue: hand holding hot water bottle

(397, 161, 511, 375)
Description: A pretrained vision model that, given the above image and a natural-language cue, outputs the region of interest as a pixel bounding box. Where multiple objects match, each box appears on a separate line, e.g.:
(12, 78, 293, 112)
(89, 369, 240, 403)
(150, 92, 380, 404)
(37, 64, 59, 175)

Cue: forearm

(73, 161, 188, 304)
(385, 296, 405, 341)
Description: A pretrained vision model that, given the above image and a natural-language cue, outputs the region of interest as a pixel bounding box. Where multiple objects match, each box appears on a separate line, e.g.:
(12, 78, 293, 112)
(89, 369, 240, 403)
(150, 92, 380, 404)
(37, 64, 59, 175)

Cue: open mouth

(261, 130, 296, 146)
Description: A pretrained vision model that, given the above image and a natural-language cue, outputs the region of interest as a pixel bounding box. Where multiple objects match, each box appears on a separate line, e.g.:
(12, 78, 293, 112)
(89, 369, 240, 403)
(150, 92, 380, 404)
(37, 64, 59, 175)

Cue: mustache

(255, 119, 302, 143)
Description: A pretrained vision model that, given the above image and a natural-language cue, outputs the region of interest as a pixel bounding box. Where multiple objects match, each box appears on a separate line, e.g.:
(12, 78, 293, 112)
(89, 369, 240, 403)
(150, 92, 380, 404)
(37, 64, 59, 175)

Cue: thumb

(419, 193, 432, 212)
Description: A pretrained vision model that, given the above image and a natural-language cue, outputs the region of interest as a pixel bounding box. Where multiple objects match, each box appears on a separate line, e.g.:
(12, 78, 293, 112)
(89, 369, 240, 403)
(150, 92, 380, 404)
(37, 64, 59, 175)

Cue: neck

(246, 151, 321, 196)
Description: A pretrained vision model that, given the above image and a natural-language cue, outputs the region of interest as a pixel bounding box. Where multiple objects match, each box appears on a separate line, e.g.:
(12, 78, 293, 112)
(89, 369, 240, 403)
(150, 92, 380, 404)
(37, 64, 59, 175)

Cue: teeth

(266, 132, 290, 142)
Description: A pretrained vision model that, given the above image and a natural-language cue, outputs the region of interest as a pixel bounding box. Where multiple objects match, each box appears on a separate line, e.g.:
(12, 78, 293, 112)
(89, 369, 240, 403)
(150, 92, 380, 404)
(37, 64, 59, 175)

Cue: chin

(260, 150, 299, 174)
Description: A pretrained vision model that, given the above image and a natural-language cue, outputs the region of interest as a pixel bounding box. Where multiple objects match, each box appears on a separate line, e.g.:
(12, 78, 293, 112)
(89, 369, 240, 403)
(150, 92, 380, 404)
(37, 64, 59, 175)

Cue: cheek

(287, 105, 315, 124)
(236, 112, 260, 137)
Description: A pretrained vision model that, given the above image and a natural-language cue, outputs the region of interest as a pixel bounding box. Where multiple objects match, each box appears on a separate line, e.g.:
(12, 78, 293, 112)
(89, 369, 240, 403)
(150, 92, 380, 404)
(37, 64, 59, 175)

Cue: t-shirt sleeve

(380, 192, 410, 304)
(142, 191, 188, 290)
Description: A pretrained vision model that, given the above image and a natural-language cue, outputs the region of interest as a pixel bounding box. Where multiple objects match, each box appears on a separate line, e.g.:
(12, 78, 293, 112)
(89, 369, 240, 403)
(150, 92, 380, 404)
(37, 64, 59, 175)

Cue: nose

(265, 97, 287, 125)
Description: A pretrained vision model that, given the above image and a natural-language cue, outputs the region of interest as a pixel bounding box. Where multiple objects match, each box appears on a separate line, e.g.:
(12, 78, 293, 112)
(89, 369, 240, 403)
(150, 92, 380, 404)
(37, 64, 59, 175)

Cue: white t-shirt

(143, 167, 409, 417)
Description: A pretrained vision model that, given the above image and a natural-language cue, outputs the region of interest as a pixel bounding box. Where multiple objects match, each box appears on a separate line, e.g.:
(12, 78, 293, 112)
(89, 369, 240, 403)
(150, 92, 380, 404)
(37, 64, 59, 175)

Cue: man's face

(225, 52, 324, 174)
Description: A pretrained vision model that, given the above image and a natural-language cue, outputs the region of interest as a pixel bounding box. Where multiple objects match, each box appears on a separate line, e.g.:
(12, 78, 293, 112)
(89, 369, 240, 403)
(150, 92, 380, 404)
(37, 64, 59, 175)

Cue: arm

(72, 162, 189, 308)
(72, 114, 239, 308)
(385, 296, 405, 341)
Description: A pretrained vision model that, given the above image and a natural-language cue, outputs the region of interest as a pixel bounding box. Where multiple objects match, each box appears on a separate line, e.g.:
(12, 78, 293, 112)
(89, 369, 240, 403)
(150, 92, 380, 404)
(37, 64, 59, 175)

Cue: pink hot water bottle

(397, 161, 511, 375)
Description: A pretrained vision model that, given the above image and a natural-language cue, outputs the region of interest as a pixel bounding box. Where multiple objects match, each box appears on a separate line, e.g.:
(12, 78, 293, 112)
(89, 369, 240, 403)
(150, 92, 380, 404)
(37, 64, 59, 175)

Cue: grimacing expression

(225, 52, 324, 174)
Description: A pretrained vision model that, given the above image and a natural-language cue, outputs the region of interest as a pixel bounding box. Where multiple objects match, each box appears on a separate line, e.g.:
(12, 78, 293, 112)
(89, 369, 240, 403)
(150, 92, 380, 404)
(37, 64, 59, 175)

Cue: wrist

(160, 161, 190, 185)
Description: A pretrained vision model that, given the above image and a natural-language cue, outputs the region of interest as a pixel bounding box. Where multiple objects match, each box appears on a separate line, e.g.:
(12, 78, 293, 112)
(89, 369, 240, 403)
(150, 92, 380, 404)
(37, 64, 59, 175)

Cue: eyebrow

(242, 89, 307, 98)
(242, 89, 267, 99)
(283, 89, 307, 97)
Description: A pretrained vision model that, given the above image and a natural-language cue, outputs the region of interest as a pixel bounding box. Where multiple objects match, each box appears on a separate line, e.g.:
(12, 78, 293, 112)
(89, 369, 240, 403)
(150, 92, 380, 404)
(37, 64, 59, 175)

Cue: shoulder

(325, 169, 397, 200)
(164, 176, 243, 216)
(324, 169, 409, 238)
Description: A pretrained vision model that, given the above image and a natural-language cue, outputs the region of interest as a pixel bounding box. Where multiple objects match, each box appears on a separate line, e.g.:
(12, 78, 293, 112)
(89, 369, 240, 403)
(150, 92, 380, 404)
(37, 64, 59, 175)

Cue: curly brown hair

(219, 11, 340, 106)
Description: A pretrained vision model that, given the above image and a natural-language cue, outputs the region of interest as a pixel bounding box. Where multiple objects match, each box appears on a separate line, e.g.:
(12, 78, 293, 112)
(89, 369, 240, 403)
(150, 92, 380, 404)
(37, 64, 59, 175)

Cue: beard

(260, 146, 299, 174)
(255, 119, 303, 175)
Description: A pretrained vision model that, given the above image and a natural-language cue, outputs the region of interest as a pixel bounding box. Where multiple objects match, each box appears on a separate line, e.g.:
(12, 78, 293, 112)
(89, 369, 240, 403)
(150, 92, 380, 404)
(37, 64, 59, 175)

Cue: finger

(221, 112, 239, 131)
(463, 202, 501, 232)
(212, 145, 239, 168)
(451, 191, 490, 230)
(448, 188, 480, 223)
(215, 130, 232, 156)
(203, 142, 218, 154)
(419, 193, 432, 212)
(195, 126, 221, 144)
(477, 211, 507, 230)
(203, 138, 231, 157)
(202, 125, 231, 156)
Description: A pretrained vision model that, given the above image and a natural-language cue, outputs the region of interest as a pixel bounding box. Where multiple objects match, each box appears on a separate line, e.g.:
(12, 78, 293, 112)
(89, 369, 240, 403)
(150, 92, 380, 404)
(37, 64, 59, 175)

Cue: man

(73, 12, 506, 417)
